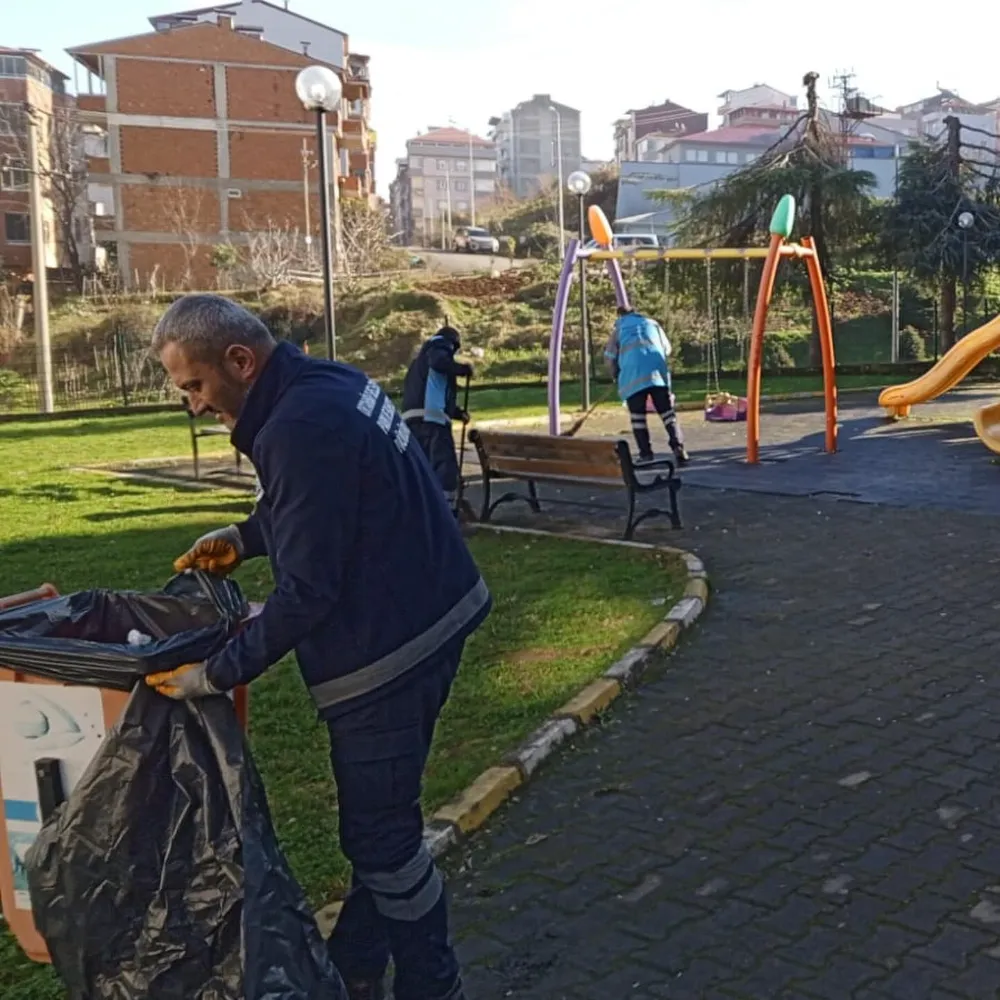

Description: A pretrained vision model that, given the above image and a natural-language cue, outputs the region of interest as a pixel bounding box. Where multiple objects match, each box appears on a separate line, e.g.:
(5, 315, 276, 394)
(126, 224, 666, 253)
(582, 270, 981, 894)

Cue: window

(83, 130, 109, 159)
(436, 178, 447, 190)
(0, 159, 29, 191)
(456, 160, 466, 171)
(437, 159, 447, 170)
(727, 151, 739, 164)
(745, 153, 758, 163)
(424, 157, 437, 171)
(454, 180, 467, 192)
(0, 102, 25, 137)
(696, 150, 708, 163)
(457, 201, 468, 211)
(4, 212, 30, 243)
(685, 149, 697, 162)
(0, 55, 27, 79)
(437, 200, 448, 211)
(714, 151, 727, 164)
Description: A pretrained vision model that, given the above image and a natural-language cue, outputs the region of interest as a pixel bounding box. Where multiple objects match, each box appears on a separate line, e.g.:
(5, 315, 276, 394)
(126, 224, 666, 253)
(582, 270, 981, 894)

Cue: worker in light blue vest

(605, 306, 689, 465)
(401, 326, 472, 506)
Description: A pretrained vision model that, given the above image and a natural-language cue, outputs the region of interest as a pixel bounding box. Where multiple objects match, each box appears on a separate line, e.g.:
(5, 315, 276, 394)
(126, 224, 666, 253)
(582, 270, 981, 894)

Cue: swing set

(547, 195, 838, 464)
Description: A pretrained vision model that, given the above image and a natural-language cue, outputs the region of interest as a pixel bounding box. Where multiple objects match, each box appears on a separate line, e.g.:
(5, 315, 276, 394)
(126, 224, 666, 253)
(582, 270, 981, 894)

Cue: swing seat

(704, 391, 748, 423)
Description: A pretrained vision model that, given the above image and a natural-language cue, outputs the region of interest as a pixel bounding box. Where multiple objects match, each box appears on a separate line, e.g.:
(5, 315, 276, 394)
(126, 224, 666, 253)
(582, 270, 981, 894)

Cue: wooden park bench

(468, 430, 682, 539)
(182, 399, 243, 481)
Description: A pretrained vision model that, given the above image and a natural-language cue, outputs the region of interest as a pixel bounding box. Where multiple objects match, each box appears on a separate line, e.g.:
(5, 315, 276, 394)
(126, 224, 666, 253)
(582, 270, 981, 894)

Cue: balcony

(343, 54, 370, 101)
(76, 93, 106, 115)
(341, 116, 368, 152)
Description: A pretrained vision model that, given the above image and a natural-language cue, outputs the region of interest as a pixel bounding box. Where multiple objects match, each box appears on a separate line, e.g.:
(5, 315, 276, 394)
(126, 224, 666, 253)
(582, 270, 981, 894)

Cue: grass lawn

(0, 413, 684, 999)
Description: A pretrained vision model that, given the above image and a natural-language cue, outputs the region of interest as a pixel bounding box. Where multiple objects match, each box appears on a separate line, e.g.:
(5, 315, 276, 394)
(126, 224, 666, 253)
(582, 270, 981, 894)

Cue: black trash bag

(25, 686, 347, 1000)
(7, 574, 347, 1000)
(0, 570, 248, 686)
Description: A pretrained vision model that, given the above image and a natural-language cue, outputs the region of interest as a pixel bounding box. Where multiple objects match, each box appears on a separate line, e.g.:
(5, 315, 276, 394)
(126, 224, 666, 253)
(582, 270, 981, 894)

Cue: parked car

(454, 226, 500, 254)
(582, 233, 661, 251)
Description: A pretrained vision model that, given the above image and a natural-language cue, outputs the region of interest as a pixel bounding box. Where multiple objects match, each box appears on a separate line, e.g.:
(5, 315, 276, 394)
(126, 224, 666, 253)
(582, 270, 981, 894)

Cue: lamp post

(549, 104, 565, 259)
(295, 65, 342, 360)
(958, 210, 974, 338)
(567, 169, 592, 410)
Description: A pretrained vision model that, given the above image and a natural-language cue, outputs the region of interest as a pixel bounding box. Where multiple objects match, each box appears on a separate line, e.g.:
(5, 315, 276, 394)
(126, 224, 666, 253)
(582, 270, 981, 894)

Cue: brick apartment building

(67, 6, 374, 288)
(0, 47, 70, 275)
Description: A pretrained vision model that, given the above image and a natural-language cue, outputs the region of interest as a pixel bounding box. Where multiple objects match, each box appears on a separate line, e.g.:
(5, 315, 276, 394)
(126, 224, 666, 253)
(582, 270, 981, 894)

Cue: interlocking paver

(450, 399, 1000, 997)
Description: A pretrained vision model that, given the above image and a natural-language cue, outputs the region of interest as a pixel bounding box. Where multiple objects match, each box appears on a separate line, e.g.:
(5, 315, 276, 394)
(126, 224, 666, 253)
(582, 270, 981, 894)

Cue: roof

(628, 99, 700, 116)
(68, 18, 320, 71)
(677, 126, 783, 145)
(148, 0, 347, 38)
(0, 46, 69, 79)
(718, 83, 794, 100)
(409, 126, 492, 147)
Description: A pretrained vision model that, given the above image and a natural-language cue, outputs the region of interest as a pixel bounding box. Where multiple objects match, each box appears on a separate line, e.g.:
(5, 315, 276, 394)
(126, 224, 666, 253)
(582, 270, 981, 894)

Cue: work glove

(455, 408, 471, 425)
(455, 362, 473, 379)
(174, 525, 244, 576)
(145, 661, 221, 700)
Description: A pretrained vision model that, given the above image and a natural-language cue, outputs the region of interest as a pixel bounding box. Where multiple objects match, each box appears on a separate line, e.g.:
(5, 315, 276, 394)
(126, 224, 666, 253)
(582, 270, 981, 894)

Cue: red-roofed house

(391, 126, 496, 246)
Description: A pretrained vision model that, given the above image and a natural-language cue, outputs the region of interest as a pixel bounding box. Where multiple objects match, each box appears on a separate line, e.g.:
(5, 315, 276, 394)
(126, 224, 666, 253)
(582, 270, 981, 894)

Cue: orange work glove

(174, 525, 244, 575)
(145, 662, 220, 699)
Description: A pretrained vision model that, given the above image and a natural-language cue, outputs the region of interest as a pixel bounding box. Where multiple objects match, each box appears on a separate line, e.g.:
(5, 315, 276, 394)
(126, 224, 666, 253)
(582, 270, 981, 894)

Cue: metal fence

(1, 337, 176, 414)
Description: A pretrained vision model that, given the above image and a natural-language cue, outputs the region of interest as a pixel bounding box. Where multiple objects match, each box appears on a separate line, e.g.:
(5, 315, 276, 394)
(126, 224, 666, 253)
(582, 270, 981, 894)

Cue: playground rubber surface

(450, 391, 1000, 999)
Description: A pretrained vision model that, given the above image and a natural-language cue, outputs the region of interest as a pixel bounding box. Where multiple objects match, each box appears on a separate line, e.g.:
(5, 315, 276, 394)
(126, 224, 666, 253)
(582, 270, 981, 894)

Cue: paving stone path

(450, 394, 1000, 999)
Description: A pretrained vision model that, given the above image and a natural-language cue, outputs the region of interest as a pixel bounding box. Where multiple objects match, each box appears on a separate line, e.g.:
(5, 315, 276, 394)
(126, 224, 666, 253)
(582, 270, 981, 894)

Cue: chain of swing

(661, 256, 753, 404)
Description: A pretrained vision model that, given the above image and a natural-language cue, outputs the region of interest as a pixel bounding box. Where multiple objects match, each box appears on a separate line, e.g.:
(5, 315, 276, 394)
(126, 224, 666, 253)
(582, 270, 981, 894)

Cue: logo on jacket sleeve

(357, 378, 410, 453)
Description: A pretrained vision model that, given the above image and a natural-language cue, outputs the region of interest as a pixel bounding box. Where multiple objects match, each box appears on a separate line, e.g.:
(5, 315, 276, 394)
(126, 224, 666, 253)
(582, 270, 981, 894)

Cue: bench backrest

(472, 430, 624, 481)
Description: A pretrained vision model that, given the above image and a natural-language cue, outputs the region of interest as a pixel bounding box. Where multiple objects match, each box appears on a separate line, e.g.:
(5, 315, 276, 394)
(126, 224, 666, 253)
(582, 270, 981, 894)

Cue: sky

(7, 0, 1000, 196)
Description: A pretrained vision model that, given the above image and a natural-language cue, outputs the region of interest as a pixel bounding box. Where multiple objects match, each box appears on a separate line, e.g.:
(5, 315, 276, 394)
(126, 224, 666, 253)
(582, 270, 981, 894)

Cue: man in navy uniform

(401, 326, 472, 509)
(146, 295, 490, 1000)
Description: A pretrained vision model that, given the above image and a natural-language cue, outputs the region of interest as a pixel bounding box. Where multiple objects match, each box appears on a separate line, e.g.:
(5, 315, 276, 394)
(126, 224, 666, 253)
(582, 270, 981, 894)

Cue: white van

(612, 233, 660, 249)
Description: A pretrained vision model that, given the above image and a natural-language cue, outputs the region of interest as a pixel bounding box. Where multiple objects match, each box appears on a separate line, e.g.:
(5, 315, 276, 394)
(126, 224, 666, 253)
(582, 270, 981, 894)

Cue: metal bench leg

(191, 431, 200, 481)
(668, 480, 682, 529)
(528, 480, 541, 513)
(479, 468, 493, 523)
(623, 486, 637, 541)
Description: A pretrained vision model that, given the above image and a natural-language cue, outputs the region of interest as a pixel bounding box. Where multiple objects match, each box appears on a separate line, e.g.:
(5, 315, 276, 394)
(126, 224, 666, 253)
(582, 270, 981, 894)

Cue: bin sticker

(0, 685, 106, 909)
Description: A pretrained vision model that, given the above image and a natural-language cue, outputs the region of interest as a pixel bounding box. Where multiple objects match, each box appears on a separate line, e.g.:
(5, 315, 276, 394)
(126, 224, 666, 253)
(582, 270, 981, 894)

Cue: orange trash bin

(0, 583, 251, 964)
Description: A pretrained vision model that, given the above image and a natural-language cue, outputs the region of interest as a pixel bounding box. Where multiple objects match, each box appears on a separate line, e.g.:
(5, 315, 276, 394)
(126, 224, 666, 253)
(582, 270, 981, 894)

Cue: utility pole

(26, 105, 53, 413)
(468, 130, 476, 227)
(942, 114, 962, 350)
(301, 138, 314, 266)
(444, 161, 453, 248)
(891, 145, 900, 363)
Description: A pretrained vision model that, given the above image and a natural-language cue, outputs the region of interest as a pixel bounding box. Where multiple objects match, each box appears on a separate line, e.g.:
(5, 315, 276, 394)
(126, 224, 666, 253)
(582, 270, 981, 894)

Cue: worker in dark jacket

(146, 295, 490, 1000)
(401, 326, 472, 506)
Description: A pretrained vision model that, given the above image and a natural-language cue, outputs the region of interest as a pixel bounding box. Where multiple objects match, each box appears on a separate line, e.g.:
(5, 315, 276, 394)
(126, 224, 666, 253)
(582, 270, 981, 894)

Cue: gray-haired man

(148, 294, 489, 1000)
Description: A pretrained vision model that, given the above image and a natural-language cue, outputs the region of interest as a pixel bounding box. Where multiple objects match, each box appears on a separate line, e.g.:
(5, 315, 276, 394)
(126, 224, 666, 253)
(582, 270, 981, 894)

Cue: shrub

(898, 326, 927, 361)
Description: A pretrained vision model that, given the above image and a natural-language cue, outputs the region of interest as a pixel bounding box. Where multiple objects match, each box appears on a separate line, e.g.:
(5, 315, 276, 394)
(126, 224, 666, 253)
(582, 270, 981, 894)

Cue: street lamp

(549, 104, 565, 259)
(295, 65, 342, 360)
(958, 210, 974, 338)
(567, 169, 592, 410)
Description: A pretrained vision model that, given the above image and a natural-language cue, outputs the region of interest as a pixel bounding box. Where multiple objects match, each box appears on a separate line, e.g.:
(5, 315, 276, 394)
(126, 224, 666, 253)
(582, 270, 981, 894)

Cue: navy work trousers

(326, 638, 464, 1000)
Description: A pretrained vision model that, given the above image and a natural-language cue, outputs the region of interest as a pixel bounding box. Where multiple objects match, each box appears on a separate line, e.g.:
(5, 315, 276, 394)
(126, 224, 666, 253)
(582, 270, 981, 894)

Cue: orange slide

(878, 313, 1000, 453)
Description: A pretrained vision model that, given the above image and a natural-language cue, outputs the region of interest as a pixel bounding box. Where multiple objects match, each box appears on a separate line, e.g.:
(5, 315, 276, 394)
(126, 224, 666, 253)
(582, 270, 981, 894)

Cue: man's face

(160, 341, 260, 430)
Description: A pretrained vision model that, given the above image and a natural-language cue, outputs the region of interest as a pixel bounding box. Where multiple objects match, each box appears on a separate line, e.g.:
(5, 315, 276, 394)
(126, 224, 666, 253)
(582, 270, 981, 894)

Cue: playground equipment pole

(801, 235, 838, 456)
(567, 170, 592, 410)
(549, 105, 565, 260)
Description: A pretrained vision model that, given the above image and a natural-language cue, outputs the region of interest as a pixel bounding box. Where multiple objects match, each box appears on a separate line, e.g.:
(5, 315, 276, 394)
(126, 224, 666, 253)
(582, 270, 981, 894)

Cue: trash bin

(0, 575, 251, 965)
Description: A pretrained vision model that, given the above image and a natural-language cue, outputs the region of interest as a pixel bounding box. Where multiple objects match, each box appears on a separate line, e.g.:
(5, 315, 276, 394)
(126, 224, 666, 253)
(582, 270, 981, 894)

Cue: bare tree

(340, 198, 394, 276)
(0, 103, 89, 290)
(242, 216, 303, 291)
(163, 181, 206, 290)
